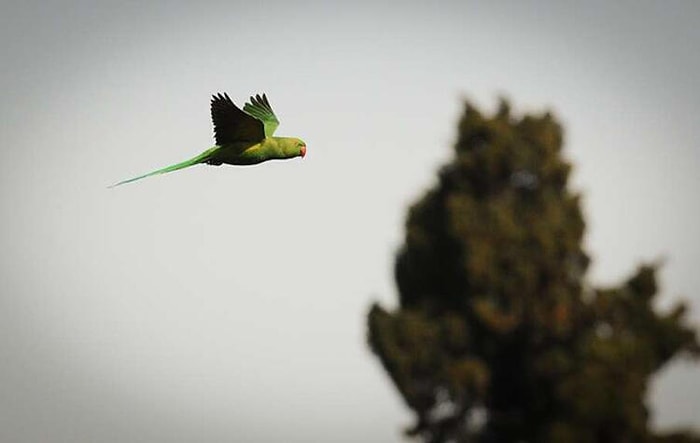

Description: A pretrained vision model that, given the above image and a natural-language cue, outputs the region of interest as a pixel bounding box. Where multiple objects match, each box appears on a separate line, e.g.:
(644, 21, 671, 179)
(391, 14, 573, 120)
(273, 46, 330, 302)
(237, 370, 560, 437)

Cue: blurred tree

(367, 100, 700, 443)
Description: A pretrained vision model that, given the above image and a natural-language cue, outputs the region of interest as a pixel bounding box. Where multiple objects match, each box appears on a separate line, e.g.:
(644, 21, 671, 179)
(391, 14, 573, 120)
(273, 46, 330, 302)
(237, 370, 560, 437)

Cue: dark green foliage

(367, 101, 700, 442)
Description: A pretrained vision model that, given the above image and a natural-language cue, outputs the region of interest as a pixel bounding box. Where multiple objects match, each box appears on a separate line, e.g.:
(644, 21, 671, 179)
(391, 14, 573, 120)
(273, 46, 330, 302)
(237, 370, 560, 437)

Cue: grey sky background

(1, 1, 699, 441)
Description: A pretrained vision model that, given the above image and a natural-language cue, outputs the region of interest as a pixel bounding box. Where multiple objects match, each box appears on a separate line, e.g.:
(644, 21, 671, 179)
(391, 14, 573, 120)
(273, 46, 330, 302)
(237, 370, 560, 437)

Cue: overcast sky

(1, 1, 699, 441)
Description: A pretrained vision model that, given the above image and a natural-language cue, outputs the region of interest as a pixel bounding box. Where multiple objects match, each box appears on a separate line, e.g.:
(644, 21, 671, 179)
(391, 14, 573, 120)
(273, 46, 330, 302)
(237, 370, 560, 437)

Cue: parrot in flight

(110, 93, 306, 187)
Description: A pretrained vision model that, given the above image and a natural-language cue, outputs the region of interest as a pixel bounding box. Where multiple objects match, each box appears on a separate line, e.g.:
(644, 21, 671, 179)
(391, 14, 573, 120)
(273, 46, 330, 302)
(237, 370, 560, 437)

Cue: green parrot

(110, 93, 306, 187)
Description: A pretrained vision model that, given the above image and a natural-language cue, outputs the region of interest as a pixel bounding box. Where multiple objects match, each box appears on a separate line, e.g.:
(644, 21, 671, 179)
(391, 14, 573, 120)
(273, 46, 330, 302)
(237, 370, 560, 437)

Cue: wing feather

(243, 93, 280, 137)
(210, 93, 265, 145)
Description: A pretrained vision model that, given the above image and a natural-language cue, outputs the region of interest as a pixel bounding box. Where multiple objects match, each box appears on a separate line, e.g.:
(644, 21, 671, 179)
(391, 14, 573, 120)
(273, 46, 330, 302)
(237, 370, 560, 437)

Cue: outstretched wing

(211, 93, 265, 145)
(243, 93, 280, 137)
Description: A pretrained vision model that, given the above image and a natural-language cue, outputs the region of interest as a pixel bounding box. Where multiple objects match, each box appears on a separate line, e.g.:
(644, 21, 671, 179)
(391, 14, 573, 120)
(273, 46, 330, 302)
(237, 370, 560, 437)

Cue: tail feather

(109, 147, 219, 188)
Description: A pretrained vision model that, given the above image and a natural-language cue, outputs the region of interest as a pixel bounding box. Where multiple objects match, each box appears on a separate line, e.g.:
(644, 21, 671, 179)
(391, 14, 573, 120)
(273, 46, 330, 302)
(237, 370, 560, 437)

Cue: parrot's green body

(110, 93, 306, 187)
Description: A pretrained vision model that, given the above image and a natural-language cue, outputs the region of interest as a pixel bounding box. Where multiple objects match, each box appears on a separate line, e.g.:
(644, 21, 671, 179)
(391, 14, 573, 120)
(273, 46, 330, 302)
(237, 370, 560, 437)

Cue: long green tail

(109, 147, 219, 188)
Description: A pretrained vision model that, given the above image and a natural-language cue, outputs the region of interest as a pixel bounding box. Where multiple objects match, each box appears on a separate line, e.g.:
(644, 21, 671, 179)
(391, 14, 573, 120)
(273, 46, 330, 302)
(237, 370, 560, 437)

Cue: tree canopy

(368, 100, 700, 443)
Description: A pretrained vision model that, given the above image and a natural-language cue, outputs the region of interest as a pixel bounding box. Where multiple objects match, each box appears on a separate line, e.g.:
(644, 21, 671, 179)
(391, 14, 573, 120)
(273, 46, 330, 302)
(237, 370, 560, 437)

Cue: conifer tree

(368, 101, 700, 443)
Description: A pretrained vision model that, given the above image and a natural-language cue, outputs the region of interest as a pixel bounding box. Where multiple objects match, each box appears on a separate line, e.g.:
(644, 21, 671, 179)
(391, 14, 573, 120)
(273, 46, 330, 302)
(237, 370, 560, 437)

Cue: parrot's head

(279, 137, 306, 159)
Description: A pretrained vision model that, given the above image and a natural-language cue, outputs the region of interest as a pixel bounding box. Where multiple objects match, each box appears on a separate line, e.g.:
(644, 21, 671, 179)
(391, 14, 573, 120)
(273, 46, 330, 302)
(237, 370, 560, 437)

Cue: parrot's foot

(206, 159, 223, 166)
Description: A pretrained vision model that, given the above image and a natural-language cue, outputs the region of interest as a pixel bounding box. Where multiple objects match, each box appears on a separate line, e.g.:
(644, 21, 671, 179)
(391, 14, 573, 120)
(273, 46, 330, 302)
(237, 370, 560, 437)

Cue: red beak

(301, 145, 307, 158)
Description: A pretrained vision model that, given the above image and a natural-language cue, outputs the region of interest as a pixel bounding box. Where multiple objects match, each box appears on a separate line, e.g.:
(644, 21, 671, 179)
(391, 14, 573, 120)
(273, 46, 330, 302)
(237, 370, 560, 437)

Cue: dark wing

(210, 93, 265, 145)
(243, 93, 280, 137)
